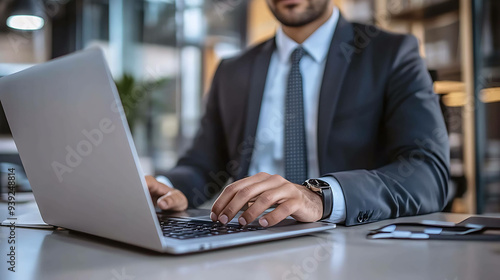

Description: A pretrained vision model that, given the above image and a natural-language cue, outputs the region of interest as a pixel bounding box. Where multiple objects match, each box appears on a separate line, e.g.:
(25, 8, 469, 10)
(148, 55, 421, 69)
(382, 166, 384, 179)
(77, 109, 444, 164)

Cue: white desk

(0, 200, 499, 280)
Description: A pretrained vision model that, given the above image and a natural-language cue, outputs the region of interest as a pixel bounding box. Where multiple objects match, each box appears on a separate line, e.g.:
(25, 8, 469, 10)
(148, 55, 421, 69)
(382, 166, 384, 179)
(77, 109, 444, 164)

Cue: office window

(78, 0, 246, 173)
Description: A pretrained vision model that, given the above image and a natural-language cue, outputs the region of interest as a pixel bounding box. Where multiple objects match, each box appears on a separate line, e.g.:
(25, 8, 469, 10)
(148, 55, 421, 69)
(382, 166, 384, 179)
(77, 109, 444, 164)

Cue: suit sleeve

(327, 35, 450, 226)
(164, 60, 230, 208)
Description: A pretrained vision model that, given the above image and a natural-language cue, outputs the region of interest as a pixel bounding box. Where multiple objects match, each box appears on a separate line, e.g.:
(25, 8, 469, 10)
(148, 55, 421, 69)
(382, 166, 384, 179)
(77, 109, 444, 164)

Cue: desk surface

(1, 200, 499, 280)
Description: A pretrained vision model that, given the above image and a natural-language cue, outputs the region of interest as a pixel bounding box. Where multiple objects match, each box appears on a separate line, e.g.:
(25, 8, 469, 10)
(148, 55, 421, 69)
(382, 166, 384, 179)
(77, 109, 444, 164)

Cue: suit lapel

(237, 16, 355, 178)
(317, 15, 355, 174)
(238, 39, 276, 179)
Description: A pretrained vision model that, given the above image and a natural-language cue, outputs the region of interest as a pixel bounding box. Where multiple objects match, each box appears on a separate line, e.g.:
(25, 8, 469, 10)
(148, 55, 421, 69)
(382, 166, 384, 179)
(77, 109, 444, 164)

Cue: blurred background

(0, 0, 499, 215)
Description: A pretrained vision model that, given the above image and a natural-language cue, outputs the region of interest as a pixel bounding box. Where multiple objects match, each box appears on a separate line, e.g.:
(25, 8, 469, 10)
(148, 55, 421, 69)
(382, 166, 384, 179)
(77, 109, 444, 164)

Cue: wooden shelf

(481, 87, 500, 103)
(434, 81, 465, 94)
(390, 0, 459, 21)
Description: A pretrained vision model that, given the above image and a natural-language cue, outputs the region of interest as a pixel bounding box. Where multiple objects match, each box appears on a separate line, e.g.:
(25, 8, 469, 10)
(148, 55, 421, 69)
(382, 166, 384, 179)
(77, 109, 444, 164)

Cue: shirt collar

(276, 7, 339, 63)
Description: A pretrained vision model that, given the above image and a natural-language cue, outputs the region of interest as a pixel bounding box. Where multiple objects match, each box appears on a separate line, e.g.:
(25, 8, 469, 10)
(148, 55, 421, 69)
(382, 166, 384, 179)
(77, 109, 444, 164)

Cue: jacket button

(363, 212, 369, 222)
(357, 212, 364, 223)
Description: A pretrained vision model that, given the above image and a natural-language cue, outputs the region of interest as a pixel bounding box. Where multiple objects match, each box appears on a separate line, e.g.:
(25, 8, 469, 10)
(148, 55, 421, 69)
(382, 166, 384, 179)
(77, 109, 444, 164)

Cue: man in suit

(145, 0, 450, 226)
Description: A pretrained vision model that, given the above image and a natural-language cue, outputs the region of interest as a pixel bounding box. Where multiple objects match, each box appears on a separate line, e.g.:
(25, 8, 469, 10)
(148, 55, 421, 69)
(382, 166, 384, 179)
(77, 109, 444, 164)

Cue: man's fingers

(144, 176, 188, 212)
(145, 175, 171, 197)
(216, 174, 285, 224)
(239, 184, 297, 226)
(258, 200, 299, 227)
(210, 172, 271, 221)
(157, 190, 188, 211)
(145, 175, 179, 209)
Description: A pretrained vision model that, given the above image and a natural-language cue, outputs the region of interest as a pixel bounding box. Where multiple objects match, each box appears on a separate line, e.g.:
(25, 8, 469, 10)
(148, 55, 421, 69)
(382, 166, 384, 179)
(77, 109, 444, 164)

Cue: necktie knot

(290, 47, 305, 65)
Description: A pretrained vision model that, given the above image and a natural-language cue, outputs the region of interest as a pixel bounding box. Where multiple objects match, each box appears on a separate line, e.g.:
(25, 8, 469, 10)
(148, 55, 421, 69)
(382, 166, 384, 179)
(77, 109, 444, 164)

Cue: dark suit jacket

(165, 15, 450, 226)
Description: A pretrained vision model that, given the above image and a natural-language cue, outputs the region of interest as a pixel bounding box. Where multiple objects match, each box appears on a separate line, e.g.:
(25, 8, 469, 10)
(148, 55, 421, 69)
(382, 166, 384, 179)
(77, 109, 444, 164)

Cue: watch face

(305, 179, 329, 187)
(303, 179, 329, 194)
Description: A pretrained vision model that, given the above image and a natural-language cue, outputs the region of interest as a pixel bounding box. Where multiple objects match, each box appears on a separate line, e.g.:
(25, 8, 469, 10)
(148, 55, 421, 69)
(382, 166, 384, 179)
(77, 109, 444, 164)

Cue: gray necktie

(284, 47, 308, 184)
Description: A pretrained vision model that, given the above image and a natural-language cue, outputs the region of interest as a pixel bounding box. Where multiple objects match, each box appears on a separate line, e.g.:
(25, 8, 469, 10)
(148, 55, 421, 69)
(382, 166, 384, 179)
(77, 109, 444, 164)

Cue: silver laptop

(0, 48, 335, 254)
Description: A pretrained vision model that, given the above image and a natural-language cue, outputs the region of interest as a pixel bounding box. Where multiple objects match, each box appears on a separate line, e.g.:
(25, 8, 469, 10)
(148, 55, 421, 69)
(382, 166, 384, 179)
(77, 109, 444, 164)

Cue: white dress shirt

(161, 7, 346, 224)
(247, 7, 346, 223)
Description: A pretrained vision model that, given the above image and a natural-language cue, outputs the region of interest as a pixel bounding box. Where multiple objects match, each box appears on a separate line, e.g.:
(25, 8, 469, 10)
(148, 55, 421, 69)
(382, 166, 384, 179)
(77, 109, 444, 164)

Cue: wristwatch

(303, 179, 333, 220)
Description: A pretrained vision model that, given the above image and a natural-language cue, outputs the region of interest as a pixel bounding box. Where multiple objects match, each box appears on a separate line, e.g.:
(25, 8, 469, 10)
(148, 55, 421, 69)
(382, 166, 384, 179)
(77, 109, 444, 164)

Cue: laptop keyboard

(159, 218, 266, 240)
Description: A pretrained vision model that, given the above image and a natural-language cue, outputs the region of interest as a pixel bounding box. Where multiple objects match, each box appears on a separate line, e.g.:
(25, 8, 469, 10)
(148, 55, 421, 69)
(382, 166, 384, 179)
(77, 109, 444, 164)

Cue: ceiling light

(7, 15, 45, 31)
(6, 0, 45, 31)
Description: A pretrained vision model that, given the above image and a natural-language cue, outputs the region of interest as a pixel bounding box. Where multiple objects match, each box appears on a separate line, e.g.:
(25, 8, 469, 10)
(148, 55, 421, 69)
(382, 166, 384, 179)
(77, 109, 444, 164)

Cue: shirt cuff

(317, 176, 346, 224)
(155, 175, 175, 189)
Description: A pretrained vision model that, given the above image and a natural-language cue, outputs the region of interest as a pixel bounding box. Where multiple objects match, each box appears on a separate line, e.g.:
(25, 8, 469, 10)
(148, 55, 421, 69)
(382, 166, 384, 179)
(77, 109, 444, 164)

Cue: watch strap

(321, 185, 333, 220)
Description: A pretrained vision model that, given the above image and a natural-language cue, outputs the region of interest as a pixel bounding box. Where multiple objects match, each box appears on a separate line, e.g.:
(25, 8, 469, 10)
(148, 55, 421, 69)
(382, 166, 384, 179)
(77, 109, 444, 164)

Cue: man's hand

(210, 172, 323, 227)
(145, 175, 188, 211)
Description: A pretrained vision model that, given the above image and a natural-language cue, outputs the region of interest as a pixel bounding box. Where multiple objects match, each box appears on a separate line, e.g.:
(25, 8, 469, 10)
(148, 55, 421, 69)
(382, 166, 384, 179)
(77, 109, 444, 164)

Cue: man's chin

(272, 5, 322, 27)
(276, 15, 315, 27)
